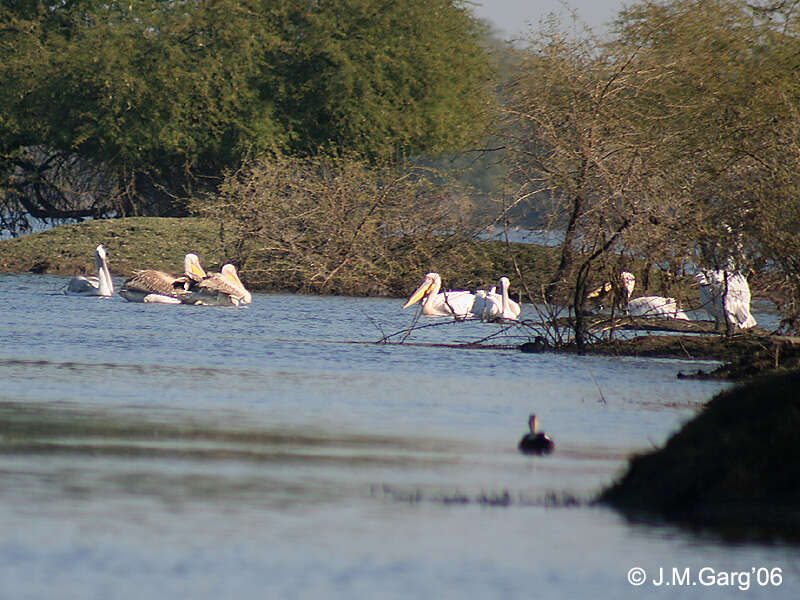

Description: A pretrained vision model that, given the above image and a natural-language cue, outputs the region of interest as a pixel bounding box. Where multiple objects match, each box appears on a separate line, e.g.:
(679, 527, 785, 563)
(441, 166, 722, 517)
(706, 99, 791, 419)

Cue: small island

(599, 369, 800, 542)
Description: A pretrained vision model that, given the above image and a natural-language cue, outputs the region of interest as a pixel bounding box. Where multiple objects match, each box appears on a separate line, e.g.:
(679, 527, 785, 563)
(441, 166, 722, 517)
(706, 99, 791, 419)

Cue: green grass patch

(0, 217, 227, 278)
(0, 217, 561, 296)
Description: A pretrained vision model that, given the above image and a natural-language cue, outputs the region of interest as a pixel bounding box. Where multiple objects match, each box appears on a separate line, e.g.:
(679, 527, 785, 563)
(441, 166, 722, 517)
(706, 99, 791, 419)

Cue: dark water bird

(520, 336, 548, 353)
(518, 414, 554, 455)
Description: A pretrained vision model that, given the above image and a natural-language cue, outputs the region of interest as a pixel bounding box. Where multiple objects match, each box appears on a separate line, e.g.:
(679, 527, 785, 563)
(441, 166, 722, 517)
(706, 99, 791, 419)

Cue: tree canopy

(0, 0, 491, 231)
(497, 0, 800, 339)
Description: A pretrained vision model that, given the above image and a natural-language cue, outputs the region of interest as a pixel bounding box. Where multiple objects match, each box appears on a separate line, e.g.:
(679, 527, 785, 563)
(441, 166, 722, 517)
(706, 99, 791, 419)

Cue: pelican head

(620, 272, 636, 298)
(221, 264, 241, 285)
(93, 244, 109, 273)
(184, 253, 207, 281)
(528, 413, 538, 433)
(403, 272, 440, 309)
(221, 263, 252, 304)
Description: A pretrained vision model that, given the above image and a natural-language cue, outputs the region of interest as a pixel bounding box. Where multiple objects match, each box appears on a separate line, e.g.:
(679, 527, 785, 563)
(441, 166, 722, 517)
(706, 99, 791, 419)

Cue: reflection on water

(0, 274, 797, 598)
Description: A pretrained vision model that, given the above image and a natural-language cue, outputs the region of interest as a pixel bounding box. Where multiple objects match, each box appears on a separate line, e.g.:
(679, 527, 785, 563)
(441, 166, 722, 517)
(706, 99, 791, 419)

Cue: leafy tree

(611, 0, 800, 327)
(0, 0, 491, 231)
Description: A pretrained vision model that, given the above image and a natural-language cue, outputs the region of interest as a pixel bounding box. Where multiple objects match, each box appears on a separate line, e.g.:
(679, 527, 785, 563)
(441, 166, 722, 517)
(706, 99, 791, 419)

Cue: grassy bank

(0, 217, 561, 296)
(598, 369, 800, 541)
(0, 217, 228, 279)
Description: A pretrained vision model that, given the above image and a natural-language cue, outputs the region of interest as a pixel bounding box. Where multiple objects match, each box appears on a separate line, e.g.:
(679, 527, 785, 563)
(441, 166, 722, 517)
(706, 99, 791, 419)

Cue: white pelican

(118, 253, 206, 304)
(183, 264, 252, 306)
(65, 245, 113, 297)
(481, 276, 522, 321)
(620, 272, 689, 320)
(696, 271, 725, 329)
(402, 272, 486, 317)
(628, 296, 689, 320)
(725, 271, 757, 329)
(697, 270, 756, 330)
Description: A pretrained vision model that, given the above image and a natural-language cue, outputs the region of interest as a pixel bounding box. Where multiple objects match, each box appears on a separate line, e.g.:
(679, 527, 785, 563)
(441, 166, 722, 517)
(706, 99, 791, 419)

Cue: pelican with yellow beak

(402, 272, 482, 317)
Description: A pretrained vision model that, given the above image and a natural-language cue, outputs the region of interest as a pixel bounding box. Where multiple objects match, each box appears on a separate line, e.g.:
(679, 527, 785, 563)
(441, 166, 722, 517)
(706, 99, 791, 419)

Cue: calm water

(0, 273, 797, 598)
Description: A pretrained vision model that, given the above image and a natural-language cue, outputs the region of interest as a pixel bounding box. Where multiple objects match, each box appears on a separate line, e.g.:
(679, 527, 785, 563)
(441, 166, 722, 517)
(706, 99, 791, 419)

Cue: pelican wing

(628, 296, 689, 320)
(697, 271, 724, 326)
(185, 275, 241, 306)
(425, 291, 477, 316)
(723, 272, 757, 329)
(119, 269, 188, 302)
(66, 275, 100, 295)
(475, 289, 503, 320)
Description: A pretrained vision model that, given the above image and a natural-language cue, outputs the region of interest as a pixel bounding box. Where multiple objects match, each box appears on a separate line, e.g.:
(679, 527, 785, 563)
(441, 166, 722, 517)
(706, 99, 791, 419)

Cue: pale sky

(470, 0, 628, 38)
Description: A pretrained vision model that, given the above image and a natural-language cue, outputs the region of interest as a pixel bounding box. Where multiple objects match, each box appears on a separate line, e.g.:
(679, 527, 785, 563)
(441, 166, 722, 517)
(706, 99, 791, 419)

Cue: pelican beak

(403, 277, 433, 309)
(190, 261, 207, 279)
(227, 270, 244, 288)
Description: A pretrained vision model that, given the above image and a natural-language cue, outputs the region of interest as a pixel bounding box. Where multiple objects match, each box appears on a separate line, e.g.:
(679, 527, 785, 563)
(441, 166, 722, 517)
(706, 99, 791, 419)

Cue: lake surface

(0, 273, 797, 598)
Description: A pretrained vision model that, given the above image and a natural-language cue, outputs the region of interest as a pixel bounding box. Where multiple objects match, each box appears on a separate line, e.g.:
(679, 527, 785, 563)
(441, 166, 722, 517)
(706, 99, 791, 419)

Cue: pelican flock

(65, 244, 114, 297)
(62, 246, 251, 307)
(60, 244, 760, 335)
(582, 269, 758, 328)
(119, 254, 252, 306)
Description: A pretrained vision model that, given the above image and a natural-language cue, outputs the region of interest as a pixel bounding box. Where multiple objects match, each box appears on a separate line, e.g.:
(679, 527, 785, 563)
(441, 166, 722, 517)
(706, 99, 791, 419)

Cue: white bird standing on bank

(65, 244, 114, 297)
(118, 253, 206, 304)
(402, 272, 487, 317)
(697, 269, 756, 330)
(696, 271, 724, 329)
(619, 271, 689, 320)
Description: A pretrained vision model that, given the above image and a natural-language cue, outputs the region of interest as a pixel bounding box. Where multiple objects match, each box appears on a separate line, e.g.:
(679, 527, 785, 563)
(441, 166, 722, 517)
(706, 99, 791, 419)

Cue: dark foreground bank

(598, 369, 800, 542)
